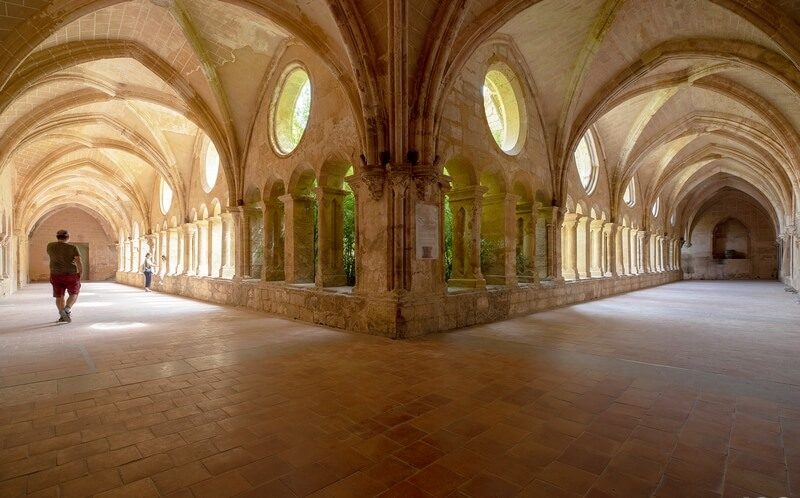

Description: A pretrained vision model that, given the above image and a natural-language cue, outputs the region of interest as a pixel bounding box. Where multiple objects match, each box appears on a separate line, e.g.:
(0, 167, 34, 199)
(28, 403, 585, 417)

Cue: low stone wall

(116, 270, 682, 338)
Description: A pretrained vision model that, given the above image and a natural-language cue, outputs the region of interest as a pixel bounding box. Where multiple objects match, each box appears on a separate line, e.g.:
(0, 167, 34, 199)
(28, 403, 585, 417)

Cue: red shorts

(50, 274, 81, 298)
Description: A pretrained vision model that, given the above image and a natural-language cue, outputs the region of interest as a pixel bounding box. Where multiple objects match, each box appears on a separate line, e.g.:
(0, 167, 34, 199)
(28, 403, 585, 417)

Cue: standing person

(142, 252, 156, 292)
(47, 229, 82, 323)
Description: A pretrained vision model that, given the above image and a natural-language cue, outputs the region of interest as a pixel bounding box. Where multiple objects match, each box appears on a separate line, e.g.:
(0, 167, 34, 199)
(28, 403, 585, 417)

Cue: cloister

(1, 1, 799, 497)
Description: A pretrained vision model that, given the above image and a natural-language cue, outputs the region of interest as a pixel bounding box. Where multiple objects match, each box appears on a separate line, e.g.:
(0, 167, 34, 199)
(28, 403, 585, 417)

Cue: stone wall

(683, 191, 777, 280)
(29, 208, 117, 282)
(0, 168, 14, 298)
(116, 270, 681, 338)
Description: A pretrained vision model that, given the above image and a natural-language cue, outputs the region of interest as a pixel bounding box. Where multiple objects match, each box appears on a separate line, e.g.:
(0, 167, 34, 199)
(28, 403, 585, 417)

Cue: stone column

(515, 202, 538, 284)
(167, 227, 179, 275)
(280, 193, 316, 284)
(195, 221, 208, 276)
(447, 185, 488, 288)
(220, 211, 236, 279)
(117, 242, 125, 271)
(590, 219, 605, 278)
(561, 213, 580, 281)
(538, 207, 560, 281)
(182, 224, 196, 276)
(409, 167, 449, 296)
(481, 192, 518, 285)
(315, 186, 349, 287)
(603, 222, 618, 277)
(637, 231, 649, 274)
(263, 200, 285, 281)
(576, 216, 591, 279)
(619, 227, 629, 275)
(207, 216, 222, 278)
(235, 206, 251, 279)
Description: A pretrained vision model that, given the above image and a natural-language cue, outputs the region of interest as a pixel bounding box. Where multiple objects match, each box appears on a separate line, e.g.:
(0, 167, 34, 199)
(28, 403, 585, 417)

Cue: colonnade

(561, 215, 680, 280)
(119, 212, 238, 280)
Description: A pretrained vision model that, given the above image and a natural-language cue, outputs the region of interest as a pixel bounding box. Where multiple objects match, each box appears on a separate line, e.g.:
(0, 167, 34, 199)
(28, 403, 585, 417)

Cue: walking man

(47, 229, 82, 323)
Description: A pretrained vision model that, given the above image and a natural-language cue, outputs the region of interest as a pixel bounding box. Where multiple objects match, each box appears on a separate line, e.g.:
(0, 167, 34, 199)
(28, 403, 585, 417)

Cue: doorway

(74, 243, 90, 280)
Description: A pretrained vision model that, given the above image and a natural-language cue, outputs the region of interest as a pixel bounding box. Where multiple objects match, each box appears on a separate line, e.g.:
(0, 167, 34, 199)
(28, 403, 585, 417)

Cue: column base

(447, 278, 486, 289)
(590, 269, 604, 278)
(221, 266, 235, 279)
(562, 271, 579, 281)
(317, 274, 348, 287)
(485, 274, 517, 286)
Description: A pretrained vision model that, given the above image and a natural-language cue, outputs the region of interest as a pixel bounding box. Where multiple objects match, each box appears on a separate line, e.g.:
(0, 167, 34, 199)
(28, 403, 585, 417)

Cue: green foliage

(312, 198, 318, 281)
(480, 238, 501, 274)
(444, 197, 453, 281)
(250, 212, 264, 277)
(342, 183, 356, 286)
(516, 250, 528, 276)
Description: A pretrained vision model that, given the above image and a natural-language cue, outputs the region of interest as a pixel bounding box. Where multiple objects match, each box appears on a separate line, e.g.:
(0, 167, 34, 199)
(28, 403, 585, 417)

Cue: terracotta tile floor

(1, 280, 798, 497)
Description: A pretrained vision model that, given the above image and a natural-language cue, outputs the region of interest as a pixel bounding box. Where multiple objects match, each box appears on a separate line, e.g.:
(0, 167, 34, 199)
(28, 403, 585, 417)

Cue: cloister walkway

(0, 281, 798, 497)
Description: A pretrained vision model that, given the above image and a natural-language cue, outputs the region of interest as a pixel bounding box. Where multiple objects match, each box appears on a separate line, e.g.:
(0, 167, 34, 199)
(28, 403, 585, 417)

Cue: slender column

(637, 230, 649, 274)
(603, 222, 618, 277)
(561, 213, 580, 281)
(195, 221, 208, 276)
(235, 206, 252, 278)
(207, 216, 222, 277)
(315, 187, 349, 287)
(263, 200, 285, 281)
(167, 228, 179, 275)
(280, 193, 316, 284)
(515, 202, 538, 283)
(221, 212, 236, 279)
(590, 219, 604, 278)
(575, 217, 591, 279)
(538, 207, 560, 281)
(117, 243, 125, 271)
(182, 224, 196, 276)
(620, 227, 633, 275)
(447, 185, 488, 288)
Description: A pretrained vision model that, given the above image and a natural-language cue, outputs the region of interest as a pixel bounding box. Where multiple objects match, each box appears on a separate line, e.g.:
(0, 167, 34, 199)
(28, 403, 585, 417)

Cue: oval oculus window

(203, 141, 220, 193)
(159, 177, 173, 215)
(482, 65, 524, 154)
(272, 67, 312, 155)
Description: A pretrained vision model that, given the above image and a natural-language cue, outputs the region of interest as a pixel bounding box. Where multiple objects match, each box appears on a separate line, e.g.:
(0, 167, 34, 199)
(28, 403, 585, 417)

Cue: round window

(272, 67, 312, 155)
(482, 65, 525, 154)
(623, 178, 636, 207)
(574, 130, 598, 193)
(159, 177, 173, 215)
(651, 197, 660, 217)
(203, 141, 220, 193)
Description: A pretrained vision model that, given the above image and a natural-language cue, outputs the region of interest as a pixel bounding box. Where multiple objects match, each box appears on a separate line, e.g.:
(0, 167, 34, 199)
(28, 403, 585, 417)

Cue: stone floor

(0, 280, 798, 498)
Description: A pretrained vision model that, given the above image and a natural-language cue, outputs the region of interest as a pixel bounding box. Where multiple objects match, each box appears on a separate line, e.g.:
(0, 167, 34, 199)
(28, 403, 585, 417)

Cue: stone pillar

(167, 228, 179, 275)
(590, 219, 605, 278)
(538, 207, 560, 281)
(117, 242, 125, 271)
(409, 167, 449, 296)
(195, 221, 208, 276)
(208, 216, 222, 277)
(619, 227, 629, 275)
(575, 216, 590, 279)
(221, 211, 236, 279)
(280, 193, 316, 284)
(447, 185, 488, 288)
(315, 187, 349, 287)
(235, 206, 251, 279)
(263, 200, 285, 281)
(481, 192, 518, 285)
(638, 230, 649, 274)
(561, 213, 580, 281)
(515, 202, 538, 284)
(182, 224, 196, 276)
(603, 222, 618, 277)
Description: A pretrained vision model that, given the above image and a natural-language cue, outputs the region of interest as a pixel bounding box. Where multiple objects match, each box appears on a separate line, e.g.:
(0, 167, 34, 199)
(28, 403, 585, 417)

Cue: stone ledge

(116, 270, 682, 338)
